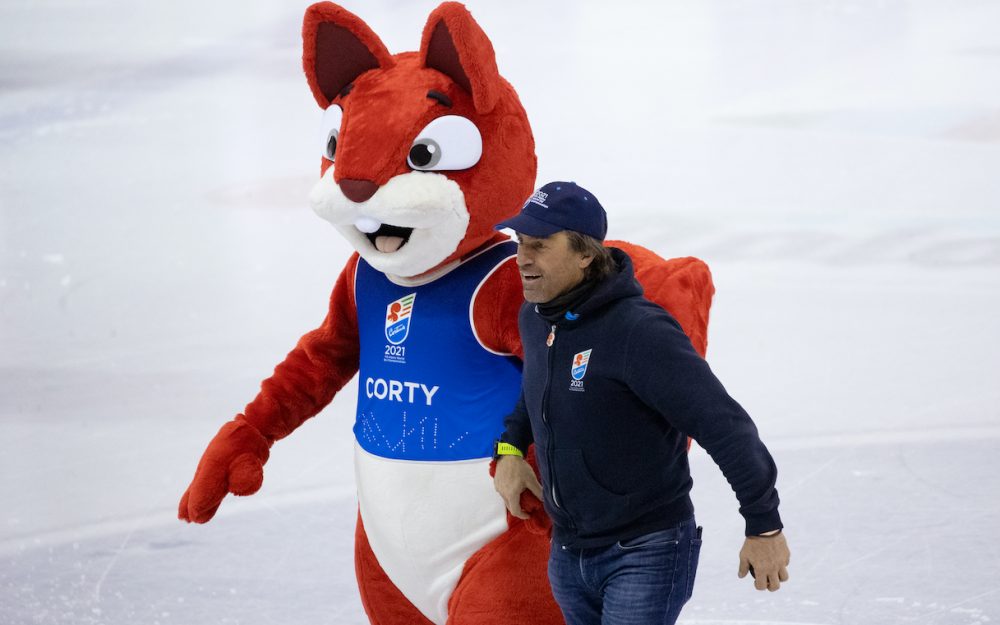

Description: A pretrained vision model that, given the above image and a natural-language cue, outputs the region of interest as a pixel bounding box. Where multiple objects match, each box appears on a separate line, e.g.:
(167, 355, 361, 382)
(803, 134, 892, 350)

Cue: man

(492, 181, 791, 625)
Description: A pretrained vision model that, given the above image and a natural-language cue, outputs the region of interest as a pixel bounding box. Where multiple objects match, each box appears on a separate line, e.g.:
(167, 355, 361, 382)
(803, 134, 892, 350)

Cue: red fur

(177, 419, 271, 523)
(178, 255, 361, 523)
(303, 2, 536, 269)
(420, 3, 501, 114)
(355, 512, 435, 625)
(241, 254, 361, 441)
(447, 522, 562, 625)
(181, 3, 715, 624)
(470, 255, 524, 359)
(302, 3, 394, 108)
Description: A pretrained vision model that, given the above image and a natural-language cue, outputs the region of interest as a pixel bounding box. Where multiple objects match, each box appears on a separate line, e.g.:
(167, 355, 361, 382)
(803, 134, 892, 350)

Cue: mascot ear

(303, 2, 394, 108)
(420, 2, 501, 114)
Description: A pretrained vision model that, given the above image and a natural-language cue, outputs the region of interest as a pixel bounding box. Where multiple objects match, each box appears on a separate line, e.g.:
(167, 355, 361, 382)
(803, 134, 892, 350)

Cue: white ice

(2, 0, 999, 624)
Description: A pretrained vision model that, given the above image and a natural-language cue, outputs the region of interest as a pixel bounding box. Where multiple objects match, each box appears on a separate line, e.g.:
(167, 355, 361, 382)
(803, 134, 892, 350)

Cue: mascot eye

(407, 115, 482, 171)
(409, 139, 442, 169)
(320, 104, 343, 161)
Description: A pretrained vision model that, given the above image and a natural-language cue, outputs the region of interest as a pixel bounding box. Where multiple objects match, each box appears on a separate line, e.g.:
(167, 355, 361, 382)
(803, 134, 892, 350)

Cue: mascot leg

(355, 511, 434, 625)
(446, 521, 564, 625)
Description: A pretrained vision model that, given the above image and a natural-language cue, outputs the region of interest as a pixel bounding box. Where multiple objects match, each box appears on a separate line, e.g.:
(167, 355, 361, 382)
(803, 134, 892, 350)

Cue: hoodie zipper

(541, 322, 576, 532)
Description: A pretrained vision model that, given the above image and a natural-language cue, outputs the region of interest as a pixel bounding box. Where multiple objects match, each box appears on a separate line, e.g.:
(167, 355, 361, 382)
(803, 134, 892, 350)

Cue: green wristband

(493, 441, 524, 459)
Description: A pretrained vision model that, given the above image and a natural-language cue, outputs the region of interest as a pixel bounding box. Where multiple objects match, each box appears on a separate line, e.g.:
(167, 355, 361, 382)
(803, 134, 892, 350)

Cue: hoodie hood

(532, 247, 644, 324)
(569, 247, 644, 317)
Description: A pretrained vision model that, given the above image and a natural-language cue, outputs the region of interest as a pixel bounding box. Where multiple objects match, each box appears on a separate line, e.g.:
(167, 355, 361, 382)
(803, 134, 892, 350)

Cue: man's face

(515, 231, 592, 304)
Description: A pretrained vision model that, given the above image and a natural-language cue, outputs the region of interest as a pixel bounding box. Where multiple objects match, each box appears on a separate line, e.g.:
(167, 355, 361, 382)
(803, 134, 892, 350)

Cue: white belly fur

(355, 442, 508, 625)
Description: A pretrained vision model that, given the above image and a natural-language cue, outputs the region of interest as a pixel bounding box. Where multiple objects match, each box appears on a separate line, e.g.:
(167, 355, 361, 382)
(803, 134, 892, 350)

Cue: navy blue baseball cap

(496, 181, 608, 241)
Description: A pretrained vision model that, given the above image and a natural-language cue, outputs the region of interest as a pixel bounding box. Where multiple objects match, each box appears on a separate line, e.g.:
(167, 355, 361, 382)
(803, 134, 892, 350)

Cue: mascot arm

(179, 254, 362, 523)
(471, 255, 524, 360)
(473, 257, 555, 531)
(240, 253, 362, 441)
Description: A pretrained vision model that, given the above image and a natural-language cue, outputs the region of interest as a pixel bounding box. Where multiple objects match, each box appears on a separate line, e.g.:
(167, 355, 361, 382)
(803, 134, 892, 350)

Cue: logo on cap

(526, 190, 549, 208)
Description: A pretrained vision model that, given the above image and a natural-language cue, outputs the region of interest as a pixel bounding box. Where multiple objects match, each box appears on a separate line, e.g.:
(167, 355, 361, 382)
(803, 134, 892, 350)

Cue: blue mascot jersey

(354, 241, 522, 461)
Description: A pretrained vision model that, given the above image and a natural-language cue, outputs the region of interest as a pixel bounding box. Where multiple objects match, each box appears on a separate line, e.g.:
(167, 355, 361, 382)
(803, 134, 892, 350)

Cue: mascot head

(303, 2, 537, 278)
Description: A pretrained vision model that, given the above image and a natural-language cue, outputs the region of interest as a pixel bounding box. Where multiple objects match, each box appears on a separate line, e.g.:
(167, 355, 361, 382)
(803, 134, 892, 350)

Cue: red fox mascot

(178, 3, 714, 624)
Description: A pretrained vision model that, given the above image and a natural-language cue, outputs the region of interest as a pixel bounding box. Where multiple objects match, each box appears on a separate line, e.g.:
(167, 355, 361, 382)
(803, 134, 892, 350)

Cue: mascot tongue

(375, 236, 405, 253)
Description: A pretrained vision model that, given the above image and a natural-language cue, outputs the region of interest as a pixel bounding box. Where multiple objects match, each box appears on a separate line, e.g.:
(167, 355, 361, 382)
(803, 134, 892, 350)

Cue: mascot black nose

(339, 179, 379, 203)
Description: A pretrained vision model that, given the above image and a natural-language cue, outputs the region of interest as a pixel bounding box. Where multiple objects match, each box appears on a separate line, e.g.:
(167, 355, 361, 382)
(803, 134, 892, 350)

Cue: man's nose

(516, 247, 531, 267)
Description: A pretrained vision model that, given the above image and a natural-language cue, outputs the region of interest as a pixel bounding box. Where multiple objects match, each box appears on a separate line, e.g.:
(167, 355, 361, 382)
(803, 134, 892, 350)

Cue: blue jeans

(548, 518, 703, 625)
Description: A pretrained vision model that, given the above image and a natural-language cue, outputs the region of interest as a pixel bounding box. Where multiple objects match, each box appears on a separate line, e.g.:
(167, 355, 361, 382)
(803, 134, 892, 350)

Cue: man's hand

(738, 531, 790, 591)
(493, 455, 543, 520)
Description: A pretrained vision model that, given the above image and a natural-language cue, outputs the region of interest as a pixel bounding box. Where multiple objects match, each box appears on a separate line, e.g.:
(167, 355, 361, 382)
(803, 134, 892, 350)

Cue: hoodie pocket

(552, 448, 629, 532)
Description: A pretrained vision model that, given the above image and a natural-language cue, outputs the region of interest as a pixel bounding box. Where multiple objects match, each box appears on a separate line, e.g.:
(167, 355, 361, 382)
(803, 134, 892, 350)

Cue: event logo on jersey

(569, 349, 592, 391)
(385, 293, 416, 345)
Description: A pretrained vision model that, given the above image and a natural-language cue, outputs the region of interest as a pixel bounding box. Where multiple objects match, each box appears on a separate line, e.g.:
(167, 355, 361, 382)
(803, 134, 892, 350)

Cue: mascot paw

(228, 452, 265, 496)
(178, 418, 271, 523)
(519, 493, 552, 535)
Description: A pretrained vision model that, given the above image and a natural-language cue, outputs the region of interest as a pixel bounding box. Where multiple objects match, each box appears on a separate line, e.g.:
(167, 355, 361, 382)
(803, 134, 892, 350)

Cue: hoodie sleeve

(499, 390, 533, 454)
(623, 309, 783, 536)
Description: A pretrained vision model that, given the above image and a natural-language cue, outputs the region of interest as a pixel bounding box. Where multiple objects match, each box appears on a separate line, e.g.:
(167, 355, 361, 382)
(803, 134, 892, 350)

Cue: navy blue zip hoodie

(501, 248, 782, 548)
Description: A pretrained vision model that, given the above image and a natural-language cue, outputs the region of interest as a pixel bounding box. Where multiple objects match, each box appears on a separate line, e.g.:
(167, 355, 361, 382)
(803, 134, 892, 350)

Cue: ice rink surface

(2, 0, 999, 623)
